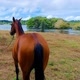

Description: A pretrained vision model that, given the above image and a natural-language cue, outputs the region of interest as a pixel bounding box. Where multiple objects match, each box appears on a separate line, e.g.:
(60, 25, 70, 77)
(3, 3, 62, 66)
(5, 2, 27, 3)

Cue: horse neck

(16, 25, 24, 38)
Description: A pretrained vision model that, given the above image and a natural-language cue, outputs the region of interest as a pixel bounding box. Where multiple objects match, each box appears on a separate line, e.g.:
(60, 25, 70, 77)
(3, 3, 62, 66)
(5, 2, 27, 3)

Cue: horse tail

(34, 43, 45, 80)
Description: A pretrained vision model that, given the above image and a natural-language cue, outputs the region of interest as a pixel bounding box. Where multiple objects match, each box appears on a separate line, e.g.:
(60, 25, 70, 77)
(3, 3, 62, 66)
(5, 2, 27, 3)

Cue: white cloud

(65, 16, 80, 21)
(75, 16, 80, 20)
(47, 15, 53, 19)
(0, 0, 80, 20)
(22, 16, 31, 20)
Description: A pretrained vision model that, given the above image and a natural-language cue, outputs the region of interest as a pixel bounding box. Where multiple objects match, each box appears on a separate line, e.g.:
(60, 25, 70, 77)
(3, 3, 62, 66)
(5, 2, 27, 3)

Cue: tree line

(26, 16, 80, 31)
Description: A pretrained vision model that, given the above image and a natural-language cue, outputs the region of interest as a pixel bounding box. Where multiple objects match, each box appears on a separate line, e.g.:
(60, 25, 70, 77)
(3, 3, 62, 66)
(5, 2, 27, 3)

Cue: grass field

(0, 30, 80, 80)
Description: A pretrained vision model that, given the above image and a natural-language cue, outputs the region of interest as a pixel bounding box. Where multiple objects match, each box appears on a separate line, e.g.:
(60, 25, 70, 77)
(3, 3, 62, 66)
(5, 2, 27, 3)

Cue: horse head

(10, 17, 22, 36)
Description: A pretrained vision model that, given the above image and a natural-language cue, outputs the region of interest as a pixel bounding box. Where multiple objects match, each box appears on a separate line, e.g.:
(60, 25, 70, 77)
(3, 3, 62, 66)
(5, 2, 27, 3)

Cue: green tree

(26, 18, 35, 29)
(69, 20, 80, 30)
(26, 16, 70, 30)
(26, 16, 52, 29)
(49, 18, 58, 28)
(54, 19, 70, 29)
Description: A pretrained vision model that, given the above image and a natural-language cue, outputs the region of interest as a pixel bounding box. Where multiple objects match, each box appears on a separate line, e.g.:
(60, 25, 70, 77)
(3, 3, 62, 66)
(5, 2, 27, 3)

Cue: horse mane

(16, 19, 24, 33)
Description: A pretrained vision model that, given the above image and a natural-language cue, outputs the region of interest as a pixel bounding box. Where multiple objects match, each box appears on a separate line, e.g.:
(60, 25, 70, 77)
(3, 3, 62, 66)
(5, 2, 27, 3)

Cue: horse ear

(19, 18, 22, 21)
(13, 17, 15, 22)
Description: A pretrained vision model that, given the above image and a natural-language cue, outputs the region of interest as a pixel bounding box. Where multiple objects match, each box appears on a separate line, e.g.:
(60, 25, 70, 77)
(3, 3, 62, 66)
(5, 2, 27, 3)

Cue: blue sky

(0, 0, 80, 21)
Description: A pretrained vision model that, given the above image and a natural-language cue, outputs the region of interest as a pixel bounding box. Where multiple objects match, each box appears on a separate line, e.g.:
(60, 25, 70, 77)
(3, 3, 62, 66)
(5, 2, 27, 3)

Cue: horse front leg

(14, 62, 19, 80)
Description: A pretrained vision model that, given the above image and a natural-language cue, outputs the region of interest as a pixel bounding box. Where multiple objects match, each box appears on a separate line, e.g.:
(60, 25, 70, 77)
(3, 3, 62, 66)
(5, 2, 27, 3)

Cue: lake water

(45, 29, 80, 35)
(0, 25, 80, 35)
(0, 25, 27, 31)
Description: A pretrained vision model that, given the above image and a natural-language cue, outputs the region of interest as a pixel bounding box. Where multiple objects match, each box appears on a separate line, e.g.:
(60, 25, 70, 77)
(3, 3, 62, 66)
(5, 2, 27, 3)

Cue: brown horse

(10, 17, 49, 80)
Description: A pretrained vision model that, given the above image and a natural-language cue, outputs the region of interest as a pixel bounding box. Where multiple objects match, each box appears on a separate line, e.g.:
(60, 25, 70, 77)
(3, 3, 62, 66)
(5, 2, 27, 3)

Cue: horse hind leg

(23, 73, 30, 80)
(22, 69, 32, 80)
(14, 61, 19, 80)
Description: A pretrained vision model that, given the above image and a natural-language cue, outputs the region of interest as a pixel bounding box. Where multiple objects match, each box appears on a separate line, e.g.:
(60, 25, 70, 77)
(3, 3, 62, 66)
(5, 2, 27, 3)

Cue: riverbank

(0, 31, 80, 80)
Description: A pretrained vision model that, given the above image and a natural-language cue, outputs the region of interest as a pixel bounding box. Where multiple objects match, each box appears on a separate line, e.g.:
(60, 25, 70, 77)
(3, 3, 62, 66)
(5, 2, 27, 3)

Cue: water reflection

(27, 28, 80, 35)
(0, 25, 80, 35)
(45, 29, 80, 35)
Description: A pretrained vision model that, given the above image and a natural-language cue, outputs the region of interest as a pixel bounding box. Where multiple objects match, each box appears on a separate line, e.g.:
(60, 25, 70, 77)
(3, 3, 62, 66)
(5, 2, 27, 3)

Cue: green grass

(0, 31, 80, 80)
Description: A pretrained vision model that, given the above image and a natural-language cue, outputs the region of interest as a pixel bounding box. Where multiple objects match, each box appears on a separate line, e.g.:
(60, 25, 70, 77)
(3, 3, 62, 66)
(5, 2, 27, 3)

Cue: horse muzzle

(10, 31, 15, 36)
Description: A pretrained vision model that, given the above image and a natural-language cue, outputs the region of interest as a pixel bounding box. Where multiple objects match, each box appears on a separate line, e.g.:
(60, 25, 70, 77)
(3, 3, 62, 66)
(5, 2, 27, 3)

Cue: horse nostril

(10, 32, 13, 35)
